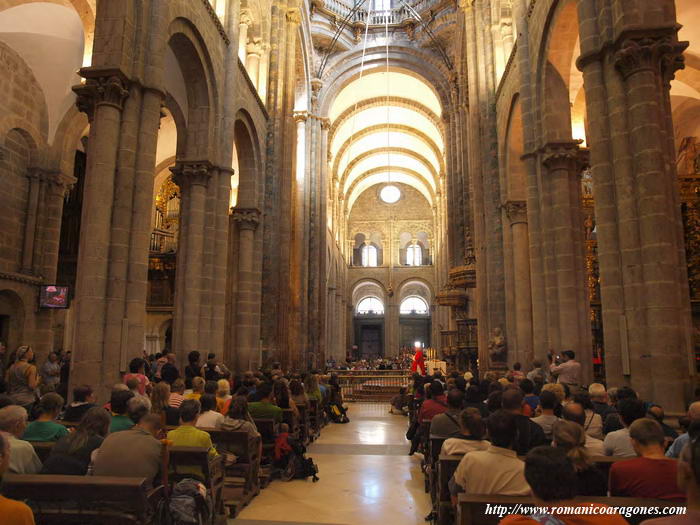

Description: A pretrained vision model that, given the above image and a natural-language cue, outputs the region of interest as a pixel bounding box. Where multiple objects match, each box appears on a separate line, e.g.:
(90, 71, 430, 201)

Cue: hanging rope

(385, 5, 391, 186)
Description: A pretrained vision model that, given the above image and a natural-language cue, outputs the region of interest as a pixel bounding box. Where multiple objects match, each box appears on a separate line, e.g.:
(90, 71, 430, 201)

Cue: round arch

(233, 111, 262, 208)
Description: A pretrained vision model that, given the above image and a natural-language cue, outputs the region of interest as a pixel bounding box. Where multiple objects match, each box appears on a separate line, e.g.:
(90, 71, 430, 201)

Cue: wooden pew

(296, 403, 311, 445)
(437, 453, 462, 525)
(308, 399, 321, 440)
(1, 473, 163, 525)
(282, 408, 299, 439)
(168, 446, 225, 521)
(456, 494, 686, 525)
(30, 441, 55, 462)
(205, 429, 262, 517)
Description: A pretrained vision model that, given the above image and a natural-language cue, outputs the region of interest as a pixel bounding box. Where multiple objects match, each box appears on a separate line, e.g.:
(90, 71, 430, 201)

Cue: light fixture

(380, 184, 401, 204)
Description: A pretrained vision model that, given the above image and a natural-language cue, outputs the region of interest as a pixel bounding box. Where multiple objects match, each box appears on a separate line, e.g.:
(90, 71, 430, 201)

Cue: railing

(316, 0, 443, 26)
(330, 369, 412, 401)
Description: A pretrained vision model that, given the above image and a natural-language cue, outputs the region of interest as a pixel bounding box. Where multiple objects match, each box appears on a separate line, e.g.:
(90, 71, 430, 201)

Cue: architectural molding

(503, 200, 527, 225)
(73, 68, 131, 120)
(541, 142, 590, 173)
(170, 161, 214, 188)
(614, 33, 688, 82)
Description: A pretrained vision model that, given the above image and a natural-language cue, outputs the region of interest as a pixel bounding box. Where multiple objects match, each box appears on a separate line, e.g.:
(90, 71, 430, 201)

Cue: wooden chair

(308, 399, 321, 440)
(168, 446, 225, 522)
(1, 473, 163, 525)
(281, 408, 299, 438)
(437, 453, 463, 525)
(30, 441, 55, 462)
(205, 429, 262, 517)
(456, 494, 686, 525)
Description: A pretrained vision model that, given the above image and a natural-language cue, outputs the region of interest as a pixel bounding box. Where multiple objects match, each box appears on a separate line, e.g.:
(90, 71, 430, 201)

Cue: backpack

(168, 478, 212, 525)
(276, 436, 320, 483)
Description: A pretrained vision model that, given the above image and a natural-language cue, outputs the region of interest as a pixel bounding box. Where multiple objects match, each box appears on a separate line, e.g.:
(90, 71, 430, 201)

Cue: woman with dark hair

(41, 407, 110, 475)
(123, 358, 150, 396)
(273, 380, 299, 418)
(222, 397, 259, 435)
(304, 374, 322, 403)
(289, 380, 308, 406)
(184, 351, 201, 389)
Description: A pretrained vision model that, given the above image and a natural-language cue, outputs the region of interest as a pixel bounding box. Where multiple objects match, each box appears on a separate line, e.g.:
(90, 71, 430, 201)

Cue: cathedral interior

(0, 0, 698, 413)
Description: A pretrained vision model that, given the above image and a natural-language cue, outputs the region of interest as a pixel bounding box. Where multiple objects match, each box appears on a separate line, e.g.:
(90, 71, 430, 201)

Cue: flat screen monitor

(39, 285, 69, 309)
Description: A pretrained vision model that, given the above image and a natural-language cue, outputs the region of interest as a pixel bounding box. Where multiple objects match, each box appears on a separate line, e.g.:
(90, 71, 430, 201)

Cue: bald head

(562, 402, 585, 427)
(689, 401, 700, 421)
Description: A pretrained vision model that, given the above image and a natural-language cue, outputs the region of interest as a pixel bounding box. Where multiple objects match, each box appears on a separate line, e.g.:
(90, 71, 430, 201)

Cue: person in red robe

(411, 348, 426, 375)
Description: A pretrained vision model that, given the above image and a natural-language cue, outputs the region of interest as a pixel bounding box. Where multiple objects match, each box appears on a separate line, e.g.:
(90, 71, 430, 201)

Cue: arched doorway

(0, 290, 25, 359)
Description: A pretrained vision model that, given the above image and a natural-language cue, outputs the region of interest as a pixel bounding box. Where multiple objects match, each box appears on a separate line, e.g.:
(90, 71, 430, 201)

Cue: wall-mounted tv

(39, 285, 70, 309)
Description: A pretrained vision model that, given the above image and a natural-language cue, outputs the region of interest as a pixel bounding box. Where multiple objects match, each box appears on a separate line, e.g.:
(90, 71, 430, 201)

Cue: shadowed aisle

(232, 403, 430, 525)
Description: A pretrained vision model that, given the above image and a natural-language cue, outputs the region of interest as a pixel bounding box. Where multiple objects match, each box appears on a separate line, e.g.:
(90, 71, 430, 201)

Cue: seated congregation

(405, 366, 700, 525)
(0, 350, 341, 524)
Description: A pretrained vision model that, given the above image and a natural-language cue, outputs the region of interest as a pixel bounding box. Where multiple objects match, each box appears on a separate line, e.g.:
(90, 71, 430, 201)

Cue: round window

(379, 184, 401, 204)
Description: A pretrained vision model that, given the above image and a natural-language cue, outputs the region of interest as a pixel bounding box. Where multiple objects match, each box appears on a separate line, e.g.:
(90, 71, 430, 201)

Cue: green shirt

(22, 420, 69, 442)
(248, 401, 283, 423)
(167, 425, 218, 480)
(109, 415, 134, 433)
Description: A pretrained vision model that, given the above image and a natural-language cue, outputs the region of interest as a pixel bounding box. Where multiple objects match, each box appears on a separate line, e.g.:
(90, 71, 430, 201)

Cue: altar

(426, 359, 447, 375)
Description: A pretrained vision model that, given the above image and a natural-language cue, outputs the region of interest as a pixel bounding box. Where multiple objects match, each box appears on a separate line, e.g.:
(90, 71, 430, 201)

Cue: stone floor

(232, 403, 430, 525)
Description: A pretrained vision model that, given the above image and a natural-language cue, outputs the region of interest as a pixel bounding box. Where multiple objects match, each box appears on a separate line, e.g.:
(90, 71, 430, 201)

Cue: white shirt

(550, 360, 581, 385)
(603, 428, 636, 457)
(441, 438, 489, 456)
(585, 434, 605, 456)
(453, 445, 529, 496)
(7, 434, 42, 474)
(196, 411, 224, 430)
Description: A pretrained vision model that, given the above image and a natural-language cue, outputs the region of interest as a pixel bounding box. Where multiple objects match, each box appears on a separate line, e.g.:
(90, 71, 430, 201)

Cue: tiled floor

(232, 404, 430, 525)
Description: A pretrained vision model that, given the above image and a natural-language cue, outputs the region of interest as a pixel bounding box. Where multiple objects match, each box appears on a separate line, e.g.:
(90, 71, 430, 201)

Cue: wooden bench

(457, 494, 686, 525)
(168, 446, 225, 521)
(205, 429, 262, 517)
(308, 399, 321, 440)
(30, 441, 55, 462)
(282, 408, 299, 439)
(1, 473, 163, 525)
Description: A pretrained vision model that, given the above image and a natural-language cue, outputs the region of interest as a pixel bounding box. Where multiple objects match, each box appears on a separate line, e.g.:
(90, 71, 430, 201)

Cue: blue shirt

(665, 433, 689, 458)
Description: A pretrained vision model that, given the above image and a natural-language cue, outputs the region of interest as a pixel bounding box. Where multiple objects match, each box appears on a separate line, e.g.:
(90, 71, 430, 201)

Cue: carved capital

(246, 40, 263, 56)
(293, 111, 309, 123)
(503, 200, 527, 225)
(458, 0, 476, 11)
(286, 8, 302, 26)
(73, 68, 130, 120)
(170, 161, 213, 189)
(231, 207, 261, 231)
(44, 171, 77, 197)
(240, 10, 253, 27)
(541, 142, 589, 173)
(319, 117, 331, 130)
(614, 33, 688, 82)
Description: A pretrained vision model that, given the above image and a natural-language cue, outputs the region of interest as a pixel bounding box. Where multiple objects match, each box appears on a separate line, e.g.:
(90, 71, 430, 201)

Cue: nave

(235, 403, 429, 525)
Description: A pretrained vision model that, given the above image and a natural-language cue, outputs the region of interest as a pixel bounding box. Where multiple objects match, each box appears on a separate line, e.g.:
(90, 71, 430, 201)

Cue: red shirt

(418, 395, 448, 421)
(609, 457, 685, 502)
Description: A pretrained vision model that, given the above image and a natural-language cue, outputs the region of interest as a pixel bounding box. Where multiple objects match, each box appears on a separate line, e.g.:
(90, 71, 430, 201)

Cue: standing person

(526, 360, 547, 384)
(0, 431, 36, 525)
(5, 346, 38, 412)
(123, 358, 151, 396)
(160, 353, 179, 384)
(548, 350, 581, 390)
(39, 352, 61, 391)
(411, 346, 426, 375)
(184, 351, 201, 389)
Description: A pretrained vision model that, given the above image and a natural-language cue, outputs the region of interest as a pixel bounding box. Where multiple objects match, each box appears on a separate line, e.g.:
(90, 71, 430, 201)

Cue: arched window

(361, 244, 378, 267)
(373, 0, 392, 11)
(356, 297, 384, 315)
(406, 243, 422, 266)
(400, 296, 429, 315)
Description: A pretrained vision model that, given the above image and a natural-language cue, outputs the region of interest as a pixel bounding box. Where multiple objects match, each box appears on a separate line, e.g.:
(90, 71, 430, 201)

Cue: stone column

(70, 72, 129, 391)
(245, 42, 262, 90)
(20, 169, 43, 274)
(238, 10, 251, 63)
(171, 162, 213, 357)
(258, 43, 270, 104)
(541, 142, 592, 384)
(232, 207, 261, 370)
(504, 200, 533, 366)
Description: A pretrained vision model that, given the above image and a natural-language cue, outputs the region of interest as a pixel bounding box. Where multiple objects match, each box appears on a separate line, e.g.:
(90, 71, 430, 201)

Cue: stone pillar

(231, 207, 261, 371)
(245, 42, 262, 89)
(541, 142, 592, 384)
(70, 72, 129, 393)
(504, 200, 533, 366)
(20, 169, 43, 274)
(258, 43, 270, 104)
(238, 10, 251, 63)
(171, 162, 213, 357)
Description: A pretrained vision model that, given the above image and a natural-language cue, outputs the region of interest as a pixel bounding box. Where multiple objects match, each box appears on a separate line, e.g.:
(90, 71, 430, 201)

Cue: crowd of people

(333, 350, 416, 371)
(402, 355, 700, 524)
(0, 347, 347, 524)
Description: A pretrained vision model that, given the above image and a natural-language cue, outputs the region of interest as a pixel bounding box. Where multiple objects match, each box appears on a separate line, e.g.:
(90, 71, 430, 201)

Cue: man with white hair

(588, 383, 616, 421)
(0, 405, 41, 474)
(666, 401, 700, 458)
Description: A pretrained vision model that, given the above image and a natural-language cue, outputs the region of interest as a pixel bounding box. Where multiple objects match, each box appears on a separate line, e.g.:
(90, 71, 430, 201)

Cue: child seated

(390, 387, 410, 415)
